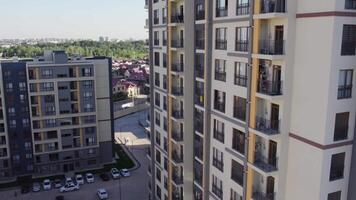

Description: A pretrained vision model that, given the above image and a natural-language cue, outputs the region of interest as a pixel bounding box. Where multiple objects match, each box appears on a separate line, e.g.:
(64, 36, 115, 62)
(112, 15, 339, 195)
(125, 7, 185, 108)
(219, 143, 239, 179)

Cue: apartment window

(156, 185, 162, 199)
(215, 59, 226, 82)
(214, 90, 226, 113)
(235, 62, 248, 87)
(155, 72, 160, 87)
(154, 31, 159, 46)
(164, 157, 168, 170)
(232, 128, 245, 154)
(213, 119, 224, 143)
(163, 117, 167, 130)
(83, 80, 93, 88)
(212, 175, 223, 199)
(329, 152, 345, 181)
(6, 83, 13, 92)
(163, 137, 167, 152)
(82, 68, 93, 77)
(341, 25, 356, 55)
(41, 82, 54, 91)
(163, 96, 167, 111)
(155, 131, 161, 146)
(155, 92, 160, 107)
(84, 91, 93, 100)
(231, 159, 244, 186)
(216, 0, 228, 17)
(163, 75, 167, 89)
(215, 28, 227, 50)
(162, 31, 167, 46)
(237, 0, 250, 15)
(8, 108, 15, 116)
(20, 94, 26, 102)
(196, 3, 205, 20)
(328, 191, 341, 200)
(334, 112, 349, 141)
(338, 69, 353, 99)
(41, 69, 53, 77)
(162, 8, 167, 24)
(84, 103, 94, 112)
(9, 120, 16, 128)
(156, 149, 161, 164)
(22, 119, 29, 127)
(156, 167, 162, 182)
(233, 96, 246, 121)
(163, 53, 167, 68)
(154, 52, 160, 66)
(213, 148, 224, 172)
(230, 189, 242, 200)
(153, 10, 159, 24)
(346, 0, 356, 9)
(155, 111, 160, 126)
(4, 71, 11, 77)
(235, 27, 249, 52)
(19, 82, 27, 91)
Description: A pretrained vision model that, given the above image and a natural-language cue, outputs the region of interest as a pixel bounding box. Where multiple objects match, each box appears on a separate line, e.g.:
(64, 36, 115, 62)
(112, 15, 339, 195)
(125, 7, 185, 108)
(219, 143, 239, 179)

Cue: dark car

(99, 173, 110, 181)
(21, 184, 30, 194)
(55, 195, 64, 200)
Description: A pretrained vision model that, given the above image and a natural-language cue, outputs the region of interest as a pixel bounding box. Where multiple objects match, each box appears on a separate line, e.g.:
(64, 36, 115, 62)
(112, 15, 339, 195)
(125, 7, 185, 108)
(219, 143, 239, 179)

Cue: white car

(43, 179, 51, 190)
(111, 168, 120, 179)
(76, 174, 84, 185)
(86, 173, 94, 183)
(32, 182, 41, 192)
(65, 177, 73, 185)
(97, 188, 108, 199)
(120, 169, 131, 177)
(54, 179, 62, 188)
(59, 183, 79, 193)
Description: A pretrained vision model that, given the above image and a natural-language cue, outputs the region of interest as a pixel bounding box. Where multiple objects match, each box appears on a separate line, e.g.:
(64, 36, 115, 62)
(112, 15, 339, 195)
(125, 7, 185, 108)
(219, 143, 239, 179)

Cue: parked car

(85, 173, 94, 183)
(32, 182, 41, 192)
(59, 183, 79, 193)
(54, 179, 62, 188)
(65, 177, 73, 185)
(55, 195, 64, 200)
(75, 174, 84, 185)
(21, 184, 30, 194)
(97, 188, 108, 199)
(99, 173, 110, 181)
(120, 168, 130, 177)
(111, 168, 120, 179)
(43, 179, 52, 190)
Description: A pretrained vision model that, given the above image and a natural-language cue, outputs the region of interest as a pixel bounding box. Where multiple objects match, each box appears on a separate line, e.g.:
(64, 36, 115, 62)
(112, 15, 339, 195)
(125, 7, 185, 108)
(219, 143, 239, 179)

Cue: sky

(0, 0, 147, 40)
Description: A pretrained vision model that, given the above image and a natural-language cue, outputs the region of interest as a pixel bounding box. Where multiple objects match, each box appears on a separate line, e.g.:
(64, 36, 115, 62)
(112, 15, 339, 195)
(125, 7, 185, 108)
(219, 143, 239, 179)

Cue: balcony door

(270, 103, 279, 131)
(272, 66, 281, 94)
(268, 140, 277, 167)
(274, 26, 284, 54)
(266, 176, 275, 199)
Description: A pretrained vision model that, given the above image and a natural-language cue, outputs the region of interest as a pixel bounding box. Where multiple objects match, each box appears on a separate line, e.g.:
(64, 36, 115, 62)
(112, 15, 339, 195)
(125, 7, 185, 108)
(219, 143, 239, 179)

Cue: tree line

(0, 40, 148, 59)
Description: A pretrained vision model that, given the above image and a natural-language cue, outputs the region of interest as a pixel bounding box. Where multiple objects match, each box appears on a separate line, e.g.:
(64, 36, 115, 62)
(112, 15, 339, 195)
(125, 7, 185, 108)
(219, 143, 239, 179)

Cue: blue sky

(0, 0, 147, 40)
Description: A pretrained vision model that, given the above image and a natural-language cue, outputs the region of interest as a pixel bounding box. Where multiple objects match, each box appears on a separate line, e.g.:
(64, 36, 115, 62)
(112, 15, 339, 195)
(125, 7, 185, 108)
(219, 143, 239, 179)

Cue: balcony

(215, 71, 226, 82)
(172, 130, 183, 142)
(259, 40, 285, 55)
(257, 80, 282, 96)
(213, 158, 224, 171)
(195, 121, 204, 134)
(216, 7, 228, 17)
(215, 39, 227, 50)
(172, 110, 183, 120)
(171, 39, 184, 49)
(255, 116, 280, 135)
(171, 14, 184, 24)
(172, 174, 183, 185)
(236, 40, 249, 52)
(235, 75, 247, 87)
(172, 190, 183, 200)
(172, 86, 184, 96)
(212, 184, 223, 199)
(153, 18, 159, 25)
(172, 151, 184, 164)
(195, 64, 204, 79)
(196, 10, 205, 20)
(252, 190, 276, 200)
(346, 0, 356, 9)
(196, 38, 205, 50)
(260, 0, 286, 13)
(236, 2, 250, 15)
(253, 152, 278, 173)
(171, 63, 184, 73)
(338, 84, 352, 99)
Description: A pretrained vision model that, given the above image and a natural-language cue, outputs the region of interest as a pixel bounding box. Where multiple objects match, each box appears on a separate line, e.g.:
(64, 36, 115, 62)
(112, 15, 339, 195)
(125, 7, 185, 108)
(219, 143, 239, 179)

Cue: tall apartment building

(0, 51, 114, 181)
(146, 0, 356, 200)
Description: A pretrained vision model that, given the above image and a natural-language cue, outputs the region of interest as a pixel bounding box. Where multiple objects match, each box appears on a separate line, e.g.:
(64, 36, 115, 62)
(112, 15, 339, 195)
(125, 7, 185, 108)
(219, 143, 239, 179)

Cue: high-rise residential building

(0, 50, 114, 181)
(145, 0, 356, 200)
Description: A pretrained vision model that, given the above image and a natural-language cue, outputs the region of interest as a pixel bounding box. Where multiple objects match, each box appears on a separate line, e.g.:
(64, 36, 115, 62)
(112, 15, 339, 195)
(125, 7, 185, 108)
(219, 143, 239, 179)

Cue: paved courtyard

(0, 110, 150, 200)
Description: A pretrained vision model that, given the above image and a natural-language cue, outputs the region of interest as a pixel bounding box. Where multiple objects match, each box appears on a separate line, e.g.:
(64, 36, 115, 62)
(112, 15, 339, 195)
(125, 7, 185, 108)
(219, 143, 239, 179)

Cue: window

(82, 68, 93, 76)
(215, 28, 227, 50)
(8, 108, 15, 116)
(156, 167, 161, 182)
(213, 148, 224, 172)
(156, 185, 161, 199)
(341, 25, 356, 55)
(156, 148, 161, 164)
(212, 175, 223, 198)
(20, 94, 26, 102)
(153, 9, 159, 24)
(235, 27, 249, 52)
(155, 111, 160, 126)
(215, 59, 226, 82)
(22, 119, 30, 127)
(162, 31, 167, 46)
(6, 83, 13, 92)
(231, 160, 244, 186)
(155, 131, 161, 146)
(163, 75, 167, 89)
(233, 96, 246, 121)
(83, 80, 93, 88)
(214, 90, 226, 113)
(345, 0, 356, 9)
(196, 3, 205, 20)
(328, 191, 341, 200)
(41, 69, 53, 77)
(235, 62, 248, 87)
(9, 120, 16, 128)
(334, 112, 349, 141)
(154, 52, 160, 66)
(155, 72, 160, 87)
(41, 82, 54, 91)
(154, 31, 159, 46)
(329, 152, 345, 181)
(84, 103, 94, 112)
(84, 91, 93, 99)
(162, 8, 167, 24)
(236, 0, 250, 15)
(216, 0, 228, 17)
(338, 69, 353, 99)
(213, 119, 224, 143)
(19, 82, 27, 91)
(230, 189, 242, 200)
(232, 128, 245, 154)
(155, 92, 160, 107)
(163, 96, 167, 111)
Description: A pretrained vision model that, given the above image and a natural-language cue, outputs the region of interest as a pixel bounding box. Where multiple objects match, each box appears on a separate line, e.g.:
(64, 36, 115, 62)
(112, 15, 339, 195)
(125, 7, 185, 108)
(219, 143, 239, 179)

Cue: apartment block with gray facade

(0, 50, 114, 181)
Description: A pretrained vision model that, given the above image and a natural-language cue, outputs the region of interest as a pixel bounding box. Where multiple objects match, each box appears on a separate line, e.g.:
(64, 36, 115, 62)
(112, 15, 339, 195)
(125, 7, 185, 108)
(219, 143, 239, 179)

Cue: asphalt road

(0, 110, 150, 200)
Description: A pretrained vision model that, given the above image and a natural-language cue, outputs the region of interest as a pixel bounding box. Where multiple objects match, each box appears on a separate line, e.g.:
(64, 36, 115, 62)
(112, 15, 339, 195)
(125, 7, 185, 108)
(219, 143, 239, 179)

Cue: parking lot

(0, 110, 150, 200)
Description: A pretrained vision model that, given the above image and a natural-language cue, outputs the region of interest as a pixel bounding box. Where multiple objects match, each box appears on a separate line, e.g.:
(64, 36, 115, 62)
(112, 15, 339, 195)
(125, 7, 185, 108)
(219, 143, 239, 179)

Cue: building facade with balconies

(146, 0, 356, 200)
(0, 51, 114, 181)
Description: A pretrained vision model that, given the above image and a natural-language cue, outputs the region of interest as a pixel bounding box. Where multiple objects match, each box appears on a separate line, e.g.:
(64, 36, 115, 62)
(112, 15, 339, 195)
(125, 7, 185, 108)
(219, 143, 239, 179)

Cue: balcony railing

(237, 2, 250, 15)
(260, 0, 286, 13)
(172, 110, 183, 119)
(255, 116, 280, 135)
(338, 85, 352, 99)
(172, 87, 184, 96)
(213, 129, 224, 143)
(213, 158, 224, 171)
(252, 190, 276, 200)
(171, 14, 184, 23)
(212, 184, 223, 199)
(195, 121, 204, 134)
(214, 102, 225, 113)
(196, 65, 204, 79)
(341, 41, 356, 55)
(172, 63, 184, 73)
(215, 39, 227, 50)
(236, 40, 249, 52)
(257, 79, 283, 95)
(216, 7, 228, 17)
(196, 38, 205, 50)
(154, 39, 159, 46)
(346, 0, 356, 9)
(153, 18, 159, 24)
(194, 146, 203, 160)
(172, 174, 184, 185)
(254, 152, 278, 172)
(172, 39, 184, 48)
(172, 191, 183, 200)
(196, 10, 205, 20)
(235, 75, 247, 87)
(215, 71, 226, 82)
(172, 152, 183, 164)
(259, 39, 285, 55)
(172, 130, 183, 142)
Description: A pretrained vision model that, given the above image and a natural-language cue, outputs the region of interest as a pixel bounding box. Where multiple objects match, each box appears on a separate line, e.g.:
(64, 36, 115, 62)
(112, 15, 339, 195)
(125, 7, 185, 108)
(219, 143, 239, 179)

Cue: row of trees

(0, 40, 148, 59)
